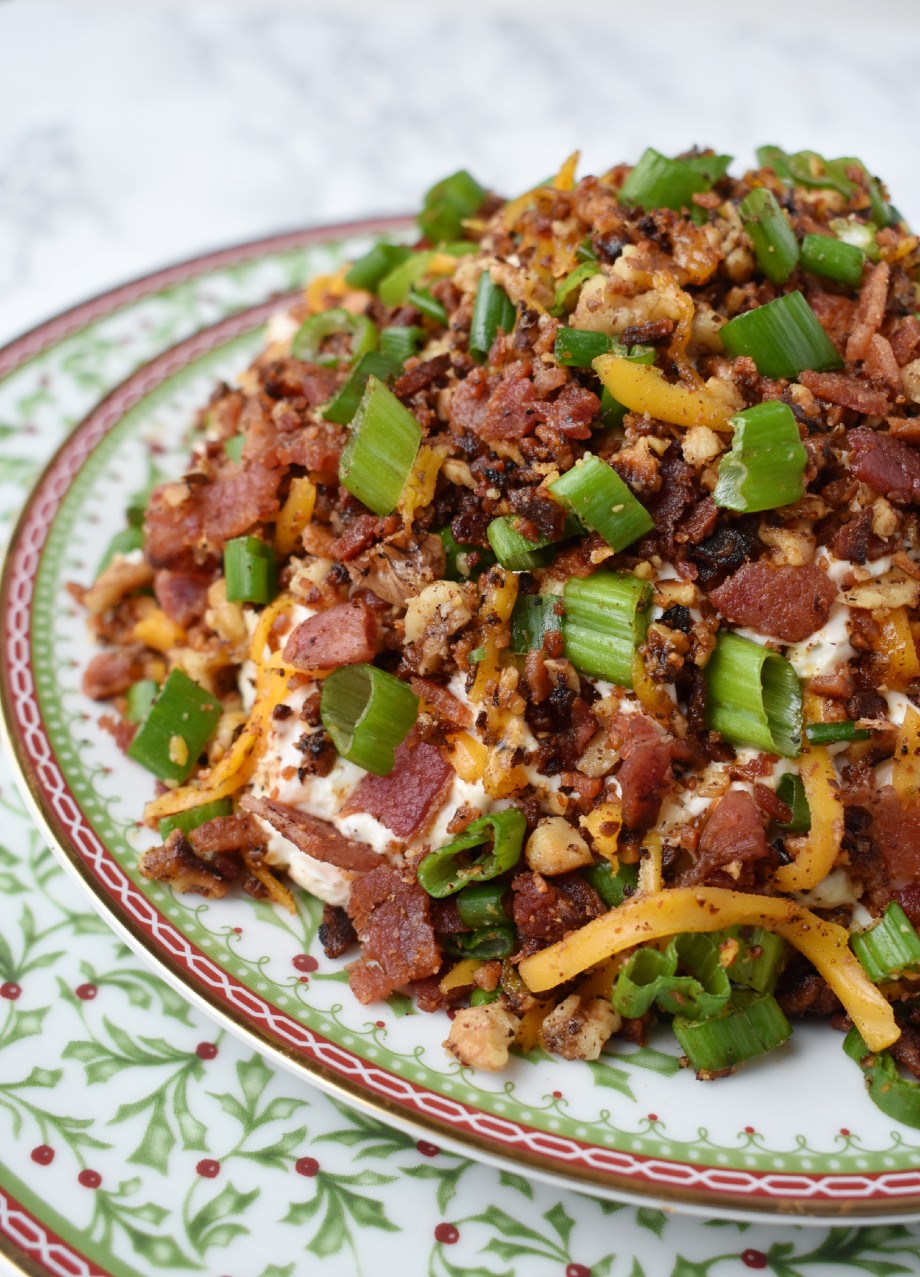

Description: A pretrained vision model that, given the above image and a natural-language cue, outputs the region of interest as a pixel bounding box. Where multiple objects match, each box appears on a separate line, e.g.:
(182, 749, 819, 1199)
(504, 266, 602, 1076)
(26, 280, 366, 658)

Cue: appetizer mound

(77, 147, 920, 1118)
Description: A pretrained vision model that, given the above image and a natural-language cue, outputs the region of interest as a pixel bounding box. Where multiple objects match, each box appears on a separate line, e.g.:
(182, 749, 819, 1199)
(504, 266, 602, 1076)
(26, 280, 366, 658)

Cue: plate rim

(3, 228, 920, 1227)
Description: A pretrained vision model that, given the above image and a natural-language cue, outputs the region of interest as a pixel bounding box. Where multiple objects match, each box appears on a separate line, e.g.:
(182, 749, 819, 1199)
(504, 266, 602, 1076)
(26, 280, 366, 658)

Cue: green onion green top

(417, 808, 526, 897)
(339, 376, 422, 516)
(704, 631, 803, 757)
(713, 400, 808, 514)
(719, 291, 843, 379)
(320, 664, 419, 776)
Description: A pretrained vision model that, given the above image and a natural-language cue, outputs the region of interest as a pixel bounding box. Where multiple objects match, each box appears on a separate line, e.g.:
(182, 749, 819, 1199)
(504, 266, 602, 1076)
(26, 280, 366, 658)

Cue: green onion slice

(158, 797, 234, 842)
(550, 453, 653, 552)
(800, 233, 865, 288)
(830, 216, 881, 263)
(551, 262, 600, 316)
(377, 252, 444, 307)
(618, 148, 710, 213)
(407, 286, 448, 325)
(339, 376, 422, 516)
(437, 526, 496, 581)
(738, 188, 799, 284)
(487, 516, 553, 572)
(416, 808, 526, 898)
(322, 351, 403, 426)
(125, 679, 160, 725)
(470, 272, 516, 361)
(713, 400, 807, 514)
(379, 325, 424, 364)
(96, 526, 144, 578)
(682, 153, 733, 183)
(469, 987, 501, 1006)
(345, 243, 413, 292)
(844, 1028, 920, 1128)
(510, 594, 561, 654)
(710, 926, 787, 994)
(224, 536, 278, 605)
(581, 859, 639, 909)
(719, 291, 843, 379)
(613, 933, 731, 1021)
(456, 881, 508, 929)
(704, 632, 803, 758)
(418, 169, 486, 245)
(562, 572, 653, 690)
(127, 669, 222, 784)
(292, 308, 377, 368)
(805, 720, 871, 745)
(851, 903, 920, 984)
(445, 923, 517, 960)
(320, 664, 418, 776)
(224, 434, 245, 464)
(775, 773, 811, 833)
(675, 992, 791, 1073)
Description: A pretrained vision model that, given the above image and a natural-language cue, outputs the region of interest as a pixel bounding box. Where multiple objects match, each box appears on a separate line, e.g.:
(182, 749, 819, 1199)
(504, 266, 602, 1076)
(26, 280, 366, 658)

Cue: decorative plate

(4, 222, 920, 1233)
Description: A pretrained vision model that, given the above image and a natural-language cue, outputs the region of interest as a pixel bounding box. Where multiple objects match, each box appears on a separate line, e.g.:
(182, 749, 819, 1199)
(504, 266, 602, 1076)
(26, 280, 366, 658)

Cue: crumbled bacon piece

(318, 904, 357, 958)
(799, 370, 891, 417)
(682, 790, 770, 885)
(612, 712, 673, 831)
(346, 864, 441, 1002)
(241, 796, 384, 873)
(848, 427, 920, 504)
(709, 561, 837, 642)
(341, 734, 453, 839)
(153, 569, 213, 628)
(283, 600, 380, 669)
(82, 645, 149, 700)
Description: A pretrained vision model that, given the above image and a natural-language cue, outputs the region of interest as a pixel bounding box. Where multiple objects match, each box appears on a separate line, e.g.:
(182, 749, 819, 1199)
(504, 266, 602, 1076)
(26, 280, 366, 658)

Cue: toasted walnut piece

(681, 426, 724, 467)
(404, 580, 472, 645)
(82, 556, 154, 615)
(840, 570, 920, 611)
(443, 1002, 521, 1071)
(871, 498, 899, 539)
(205, 578, 248, 652)
(900, 358, 920, 405)
(538, 993, 622, 1061)
(758, 523, 816, 567)
(525, 817, 593, 876)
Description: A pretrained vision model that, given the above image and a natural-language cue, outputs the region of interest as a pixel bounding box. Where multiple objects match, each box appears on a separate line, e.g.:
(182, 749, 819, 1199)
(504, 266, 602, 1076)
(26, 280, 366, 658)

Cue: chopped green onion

(738, 188, 799, 284)
(618, 148, 710, 213)
(844, 1028, 920, 1128)
(470, 272, 516, 361)
(445, 923, 517, 960)
(125, 679, 160, 725)
(320, 664, 418, 776)
(720, 291, 842, 379)
(407, 286, 448, 326)
(555, 329, 656, 371)
(224, 434, 245, 463)
(379, 325, 424, 364)
(470, 987, 501, 1006)
(787, 149, 855, 197)
(322, 351, 403, 426)
(581, 859, 639, 909)
(851, 902, 920, 983)
(345, 243, 413, 292)
(830, 216, 881, 263)
(418, 169, 486, 245)
(756, 148, 891, 228)
(468, 646, 487, 664)
(562, 572, 653, 690)
(755, 145, 792, 180)
(576, 236, 598, 263)
(712, 926, 787, 995)
(96, 526, 144, 578)
(456, 881, 508, 929)
(339, 376, 422, 516)
(487, 516, 553, 572)
(158, 797, 234, 842)
(551, 262, 600, 316)
(800, 233, 865, 288)
(127, 669, 222, 784)
(675, 992, 791, 1073)
(224, 536, 278, 605)
(437, 526, 496, 581)
(378, 252, 440, 307)
(776, 773, 811, 833)
(805, 720, 871, 745)
(704, 632, 802, 758)
(682, 153, 733, 183)
(416, 808, 526, 898)
(550, 453, 654, 552)
(612, 934, 731, 1021)
(510, 594, 561, 654)
(713, 400, 807, 514)
(292, 308, 377, 368)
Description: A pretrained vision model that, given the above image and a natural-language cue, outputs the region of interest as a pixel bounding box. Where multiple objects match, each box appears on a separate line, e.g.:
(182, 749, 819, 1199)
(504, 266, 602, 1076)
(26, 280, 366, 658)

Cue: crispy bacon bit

(510, 870, 604, 950)
(751, 782, 792, 824)
(709, 561, 836, 642)
(138, 830, 234, 898)
(846, 261, 890, 363)
(346, 864, 441, 1002)
(411, 677, 472, 728)
(394, 354, 451, 398)
(622, 318, 675, 345)
(153, 570, 213, 628)
(890, 316, 920, 367)
(318, 904, 357, 958)
(188, 814, 263, 856)
(283, 600, 380, 669)
(798, 370, 891, 418)
(341, 735, 453, 839)
(777, 969, 842, 1018)
(535, 383, 600, 439)
(683, 790, 770, 885)
(848, 427, 920, 505)
(479, 370, 540, 440)
(82, 645, 149, 700)
(241, 795, 384, 873)
(144, 464, 281, 567)
(329, 515, 382, 562)
(612, 712, 673, 830)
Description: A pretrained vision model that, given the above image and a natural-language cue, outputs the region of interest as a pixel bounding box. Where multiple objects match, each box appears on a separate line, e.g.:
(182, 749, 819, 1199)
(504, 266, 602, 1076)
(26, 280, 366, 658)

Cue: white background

(2, 1, 920, 1272)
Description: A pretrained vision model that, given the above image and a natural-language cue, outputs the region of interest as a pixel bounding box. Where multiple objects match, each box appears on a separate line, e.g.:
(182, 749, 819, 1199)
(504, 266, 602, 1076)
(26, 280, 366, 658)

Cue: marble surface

(2, 0, 920, 347)
(3, 3, 920, 1275)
